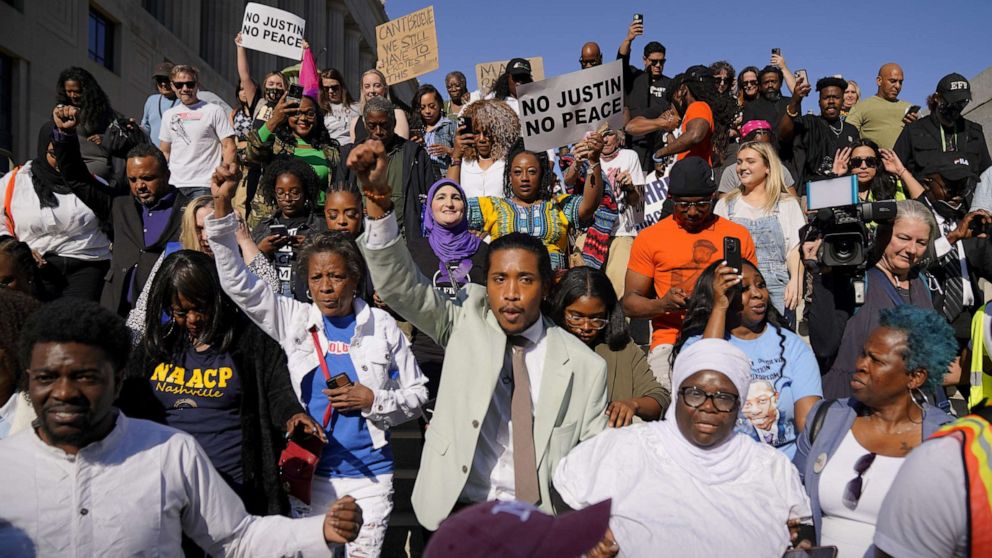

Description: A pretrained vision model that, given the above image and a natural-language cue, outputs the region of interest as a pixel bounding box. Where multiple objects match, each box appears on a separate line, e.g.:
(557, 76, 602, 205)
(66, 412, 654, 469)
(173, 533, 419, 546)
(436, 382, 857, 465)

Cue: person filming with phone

(778, 76, 860, 186)
(207, 162, 428, 558)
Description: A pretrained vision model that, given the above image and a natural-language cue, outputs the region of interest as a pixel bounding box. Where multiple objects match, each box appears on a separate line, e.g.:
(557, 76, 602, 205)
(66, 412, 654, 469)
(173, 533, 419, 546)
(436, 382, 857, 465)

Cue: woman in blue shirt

(673, 259, 822, 458)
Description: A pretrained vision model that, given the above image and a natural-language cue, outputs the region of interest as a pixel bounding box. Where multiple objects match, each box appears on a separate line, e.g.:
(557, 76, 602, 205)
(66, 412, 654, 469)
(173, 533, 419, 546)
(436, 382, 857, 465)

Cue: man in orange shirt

(623, 157, 757, 390)
(651, 65, 738, 166)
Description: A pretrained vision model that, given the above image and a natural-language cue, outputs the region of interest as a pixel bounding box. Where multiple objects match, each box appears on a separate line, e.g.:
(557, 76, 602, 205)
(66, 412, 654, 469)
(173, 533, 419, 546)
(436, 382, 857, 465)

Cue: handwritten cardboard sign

(240, 3, 306, 60)
(475, 57, 545, 96)
(375, 6, 439, 85)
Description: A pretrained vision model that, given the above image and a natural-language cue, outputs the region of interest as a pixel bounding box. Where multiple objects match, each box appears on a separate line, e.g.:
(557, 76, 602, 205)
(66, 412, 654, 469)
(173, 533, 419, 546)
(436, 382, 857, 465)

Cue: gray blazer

(359, 227, 608, 530)
(792, 398, 952, 542)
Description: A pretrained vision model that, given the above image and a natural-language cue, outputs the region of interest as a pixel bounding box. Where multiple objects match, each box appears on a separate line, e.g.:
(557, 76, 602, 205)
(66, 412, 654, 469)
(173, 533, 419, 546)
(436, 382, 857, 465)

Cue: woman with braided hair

(672, 259, 822, 458)
(466, 138, 605, 271)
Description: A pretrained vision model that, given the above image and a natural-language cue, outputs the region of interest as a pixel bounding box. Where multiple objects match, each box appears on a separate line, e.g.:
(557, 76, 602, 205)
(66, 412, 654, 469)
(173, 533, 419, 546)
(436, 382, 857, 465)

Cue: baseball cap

(506, 58, 533, 79)
(423, 499, 612, 558)
(153, 62, 175, 79)
(668, 156, 717, 197)
(923, 152, 976, 183)
(937, 73, 972, 105)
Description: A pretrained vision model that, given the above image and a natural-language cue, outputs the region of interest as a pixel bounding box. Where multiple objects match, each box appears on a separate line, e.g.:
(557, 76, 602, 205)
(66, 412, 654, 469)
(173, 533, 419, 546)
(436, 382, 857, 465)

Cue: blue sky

(385, 0, 992, 107)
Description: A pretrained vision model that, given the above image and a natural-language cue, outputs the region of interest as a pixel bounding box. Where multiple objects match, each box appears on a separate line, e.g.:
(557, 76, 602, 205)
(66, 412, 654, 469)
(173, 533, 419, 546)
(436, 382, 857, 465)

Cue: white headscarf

(656, 338, 758, 484)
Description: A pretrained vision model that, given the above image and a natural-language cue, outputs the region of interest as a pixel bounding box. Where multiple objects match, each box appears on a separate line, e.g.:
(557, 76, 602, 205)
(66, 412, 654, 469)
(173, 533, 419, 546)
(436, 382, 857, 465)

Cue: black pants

(38, 255, 109, 302)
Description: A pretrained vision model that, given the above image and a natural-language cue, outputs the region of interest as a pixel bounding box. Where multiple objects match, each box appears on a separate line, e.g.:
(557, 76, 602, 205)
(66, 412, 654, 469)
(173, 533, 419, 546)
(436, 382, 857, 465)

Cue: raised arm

(446, 122, 474, 182)
(349, 140, 460, 345)
(703, 264, 739, 339)
(771, 52, 796, 94)
(778, 76, 811, 145)
(576, 133, 605, 223)
(51, 106, 113, 221)
(234, 33, 258, 106)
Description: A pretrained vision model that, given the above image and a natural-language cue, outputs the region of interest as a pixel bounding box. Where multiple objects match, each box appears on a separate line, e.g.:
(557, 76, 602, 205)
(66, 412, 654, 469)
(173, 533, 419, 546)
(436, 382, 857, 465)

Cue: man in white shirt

(597, 128, 647, 296)
(159, 64, 235, 198)
(0, 298, 361, 557)
(333, 143, 607, 531)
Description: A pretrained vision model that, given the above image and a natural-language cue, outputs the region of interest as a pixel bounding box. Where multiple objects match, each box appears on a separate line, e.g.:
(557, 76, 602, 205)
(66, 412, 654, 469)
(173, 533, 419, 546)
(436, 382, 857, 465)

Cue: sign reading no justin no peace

(240, 3, 306, 60)
(516, 60, 625, 152)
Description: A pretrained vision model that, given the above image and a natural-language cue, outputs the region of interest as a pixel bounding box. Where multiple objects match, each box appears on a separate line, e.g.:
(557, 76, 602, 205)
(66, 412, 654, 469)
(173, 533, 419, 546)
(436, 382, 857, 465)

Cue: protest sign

(240, 3, 306, 60)
(376, 6, 439, 85)
(636, 175, 671, 233)
(475, 57, 545, 96)
(516, 60, 624, 152)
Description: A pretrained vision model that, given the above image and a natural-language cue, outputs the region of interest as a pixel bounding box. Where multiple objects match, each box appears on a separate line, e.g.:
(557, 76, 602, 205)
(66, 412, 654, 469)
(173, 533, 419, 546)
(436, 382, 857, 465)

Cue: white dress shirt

(0, 413, 334, 557)
(364, 213, 549, 502)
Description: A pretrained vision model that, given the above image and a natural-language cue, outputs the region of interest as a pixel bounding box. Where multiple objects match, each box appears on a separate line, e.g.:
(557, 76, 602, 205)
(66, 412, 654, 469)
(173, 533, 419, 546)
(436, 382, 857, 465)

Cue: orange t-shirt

(627, 216, 757, 348)
(676, 101, 715, 164)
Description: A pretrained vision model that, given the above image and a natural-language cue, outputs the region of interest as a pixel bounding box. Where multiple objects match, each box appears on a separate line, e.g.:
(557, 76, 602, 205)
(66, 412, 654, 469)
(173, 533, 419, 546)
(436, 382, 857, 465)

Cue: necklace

(826, 119, 843, 137)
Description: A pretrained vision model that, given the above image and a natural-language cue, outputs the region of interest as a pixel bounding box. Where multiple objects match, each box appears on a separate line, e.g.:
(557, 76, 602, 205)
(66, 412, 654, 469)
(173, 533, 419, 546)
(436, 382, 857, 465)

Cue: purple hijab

(421, 178, 482, 286)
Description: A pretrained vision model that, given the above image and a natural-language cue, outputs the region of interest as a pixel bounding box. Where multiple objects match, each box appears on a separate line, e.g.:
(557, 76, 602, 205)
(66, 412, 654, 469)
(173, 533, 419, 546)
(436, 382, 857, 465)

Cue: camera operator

(806, 199, 939, 399)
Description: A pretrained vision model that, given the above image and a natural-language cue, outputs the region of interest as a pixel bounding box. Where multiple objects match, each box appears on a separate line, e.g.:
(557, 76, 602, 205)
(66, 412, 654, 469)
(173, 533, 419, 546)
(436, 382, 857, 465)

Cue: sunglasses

(647, 59, 666, 66)
(850, 156, 878, 169)
(716, 77, 734, 85)
(673, 199, 714, 210)
(843, 453, 877, 510)
(512, 75, 534, 85)
(322, 84, 341, 92)
(172, 81, 196, 90)
(679, 386, 739, 413)
(579, 59, 600, 68)
(741, 80, 759, 87)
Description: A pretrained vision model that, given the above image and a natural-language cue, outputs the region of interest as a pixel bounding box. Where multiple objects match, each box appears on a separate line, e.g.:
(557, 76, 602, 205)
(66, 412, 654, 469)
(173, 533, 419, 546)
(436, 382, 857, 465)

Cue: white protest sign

(240, 3, 306, 61)
(516, 60, 624, 152)
(636, 175, 671, 232)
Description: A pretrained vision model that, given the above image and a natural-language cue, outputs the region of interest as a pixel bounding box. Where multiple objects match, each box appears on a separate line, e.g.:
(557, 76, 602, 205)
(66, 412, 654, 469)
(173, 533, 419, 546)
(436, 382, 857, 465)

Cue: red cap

(423, 499, 612, 558)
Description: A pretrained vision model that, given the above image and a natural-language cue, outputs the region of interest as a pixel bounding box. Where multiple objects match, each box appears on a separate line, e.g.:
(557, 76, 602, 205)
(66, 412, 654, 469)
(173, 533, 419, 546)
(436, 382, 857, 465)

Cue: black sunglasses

(580, 59, 600, 68)
(172, 81, 196, 90)
(716, 77, 734, 85)
(323, 84, 341, 92)
(741, 80, 759, 87)
(647, 59, 666, 66)
(850, 156, 878, 169)
(843, 453, 877, 510)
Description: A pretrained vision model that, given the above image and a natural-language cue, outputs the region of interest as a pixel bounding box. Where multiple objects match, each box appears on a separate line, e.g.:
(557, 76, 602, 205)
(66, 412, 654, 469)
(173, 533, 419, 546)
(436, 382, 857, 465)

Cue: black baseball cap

(923, 152, 976, 183)
(937, 73, 972, 105)
(669, 156, 717, 197)
(153, 62, 174, 79)
(506, 58, 533, 79)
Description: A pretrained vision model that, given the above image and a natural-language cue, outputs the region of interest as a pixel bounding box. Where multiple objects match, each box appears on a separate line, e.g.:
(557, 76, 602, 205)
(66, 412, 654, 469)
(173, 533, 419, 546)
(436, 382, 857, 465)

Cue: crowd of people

(1, 14, 992, 558)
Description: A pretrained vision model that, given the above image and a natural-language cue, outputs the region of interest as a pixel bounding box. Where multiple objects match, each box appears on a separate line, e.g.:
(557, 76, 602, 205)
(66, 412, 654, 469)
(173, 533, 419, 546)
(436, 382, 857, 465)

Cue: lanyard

(939, 125, 960, 153)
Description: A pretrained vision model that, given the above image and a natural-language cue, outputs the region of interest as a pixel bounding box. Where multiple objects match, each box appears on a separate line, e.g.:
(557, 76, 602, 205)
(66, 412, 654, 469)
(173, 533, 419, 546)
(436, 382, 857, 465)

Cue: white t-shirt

(714, 195, 805, 254)
(160, 100, 235, 188)
(600, 149, 646, 237)
(874, 436, 968, 558)
(553, 422, 810, 558)
(460, 159, 506, 199)
(819, 430, 905, 557)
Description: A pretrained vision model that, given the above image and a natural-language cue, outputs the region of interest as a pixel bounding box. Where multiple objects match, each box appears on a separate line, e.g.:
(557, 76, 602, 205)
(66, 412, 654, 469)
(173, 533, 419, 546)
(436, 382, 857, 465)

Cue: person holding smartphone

(208, 162, 427, 558)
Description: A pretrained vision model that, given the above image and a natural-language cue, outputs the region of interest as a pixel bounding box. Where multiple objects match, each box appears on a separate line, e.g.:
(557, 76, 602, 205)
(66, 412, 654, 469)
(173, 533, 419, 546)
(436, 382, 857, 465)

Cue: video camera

(804, 175, 896, 269)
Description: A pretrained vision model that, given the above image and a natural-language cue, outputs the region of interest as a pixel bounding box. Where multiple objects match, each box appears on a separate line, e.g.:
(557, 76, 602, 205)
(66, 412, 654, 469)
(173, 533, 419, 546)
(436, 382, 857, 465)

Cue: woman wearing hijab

(0, 108, 111, 301)
(554, 338, 812, 558)
(407, 178, 489, 398)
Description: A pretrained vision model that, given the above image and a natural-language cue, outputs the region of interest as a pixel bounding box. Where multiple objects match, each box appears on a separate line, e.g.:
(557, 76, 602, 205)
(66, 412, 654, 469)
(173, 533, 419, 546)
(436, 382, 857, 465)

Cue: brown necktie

(509, 336, 539, 504)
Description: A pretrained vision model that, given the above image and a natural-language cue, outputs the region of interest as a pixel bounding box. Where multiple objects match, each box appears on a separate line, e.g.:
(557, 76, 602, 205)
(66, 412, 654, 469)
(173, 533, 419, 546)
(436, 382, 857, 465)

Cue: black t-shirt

(627, 73, 672, 114)
(792, 115, 860, 183)
(150, 342, 243, 483)
(742, 96, 790, 128)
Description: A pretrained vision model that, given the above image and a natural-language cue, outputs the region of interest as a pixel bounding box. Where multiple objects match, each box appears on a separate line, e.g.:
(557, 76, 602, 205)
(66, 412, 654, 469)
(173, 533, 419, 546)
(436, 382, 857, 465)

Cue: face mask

(938, 102, 965, 123)
(264, 88, 283, 102)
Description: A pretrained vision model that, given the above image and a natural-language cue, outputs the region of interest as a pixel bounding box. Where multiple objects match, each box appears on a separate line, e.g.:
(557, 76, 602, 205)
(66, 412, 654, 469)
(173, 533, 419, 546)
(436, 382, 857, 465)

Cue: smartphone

(633, 13, 643, 24)
(794, 69, 808, 84)
(782, 546, 838, 558)
(772, 48, 781, 56)
(286, 83, 304, 105)
(724, 236, 742, 301)
(269, 224, 289, 238)
(906, 104, 921, 115)
(457, 115, 473, 133)
(326, 372, 353, 390)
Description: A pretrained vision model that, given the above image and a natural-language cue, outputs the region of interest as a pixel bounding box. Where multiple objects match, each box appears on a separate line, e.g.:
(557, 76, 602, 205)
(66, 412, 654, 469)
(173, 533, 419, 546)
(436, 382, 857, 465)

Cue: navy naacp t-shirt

(150, 342, 243, 484)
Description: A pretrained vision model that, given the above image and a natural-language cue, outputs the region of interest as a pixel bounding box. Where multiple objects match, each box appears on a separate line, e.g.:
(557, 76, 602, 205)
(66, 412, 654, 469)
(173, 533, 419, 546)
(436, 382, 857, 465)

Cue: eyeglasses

(172, 81, 196, 90)
(291, 110, 317, 119)
(672, 199, 714, 210)
(843, 452, 877, 510)
(679, 386, 739, 413)
(850, 156, 878, 169)
(647, 59, 666, 66)
(716, 77, 734, 85)
(275, 191, 303, 201)
(322, 84, 341, 92)
(741, 80, 759, 87)
(564, 312, 609, 330)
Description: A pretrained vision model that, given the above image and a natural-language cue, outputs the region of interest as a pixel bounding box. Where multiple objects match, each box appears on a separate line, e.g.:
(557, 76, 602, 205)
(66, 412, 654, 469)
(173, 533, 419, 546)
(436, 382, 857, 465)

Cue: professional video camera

(803, 176, 897, 300)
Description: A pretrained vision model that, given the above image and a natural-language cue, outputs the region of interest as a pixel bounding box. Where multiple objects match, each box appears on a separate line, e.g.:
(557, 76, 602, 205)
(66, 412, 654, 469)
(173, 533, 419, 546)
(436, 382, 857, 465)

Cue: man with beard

(649, 66, 737, 166)
(778, 76, 860, 185)
(99, 143, 182, 316)
(0, 298, 363, 556)
(623, 157, 756, 390)
(845, 63, 916, 150)
(743, 66, 791, 129)
(895, 73, 991, 180)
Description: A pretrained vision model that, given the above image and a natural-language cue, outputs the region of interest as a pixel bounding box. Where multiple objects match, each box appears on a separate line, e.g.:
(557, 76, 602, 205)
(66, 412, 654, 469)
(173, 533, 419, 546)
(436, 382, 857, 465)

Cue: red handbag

(278, 432, 325, 505)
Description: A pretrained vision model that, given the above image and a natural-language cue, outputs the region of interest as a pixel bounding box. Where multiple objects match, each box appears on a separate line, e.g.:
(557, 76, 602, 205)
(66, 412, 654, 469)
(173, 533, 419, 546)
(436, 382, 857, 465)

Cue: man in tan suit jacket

(350, 141, 608, 530)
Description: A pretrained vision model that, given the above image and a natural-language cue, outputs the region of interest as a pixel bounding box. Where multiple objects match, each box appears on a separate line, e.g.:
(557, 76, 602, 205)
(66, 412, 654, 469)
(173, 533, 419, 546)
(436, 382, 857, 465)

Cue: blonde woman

(714, 142, 804, 316)
(125, 195, 278, 343)
(842, 80, 860, 117)
(349, 69, 409, 142)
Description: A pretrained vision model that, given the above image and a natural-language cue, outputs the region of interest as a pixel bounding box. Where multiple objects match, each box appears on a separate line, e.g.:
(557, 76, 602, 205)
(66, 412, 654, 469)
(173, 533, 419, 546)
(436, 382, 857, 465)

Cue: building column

(327, 1, 346, 72)
(344, 26, 362, 96)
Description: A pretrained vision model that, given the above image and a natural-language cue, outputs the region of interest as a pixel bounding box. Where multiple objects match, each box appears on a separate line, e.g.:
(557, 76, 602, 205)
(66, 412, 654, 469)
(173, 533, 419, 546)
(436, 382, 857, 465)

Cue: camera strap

(309, 326, 333, 428)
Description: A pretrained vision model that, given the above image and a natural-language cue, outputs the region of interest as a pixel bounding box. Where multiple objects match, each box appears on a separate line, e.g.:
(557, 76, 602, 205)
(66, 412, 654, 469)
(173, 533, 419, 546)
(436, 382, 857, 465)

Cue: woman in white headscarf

(553, 338, 812, 558)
